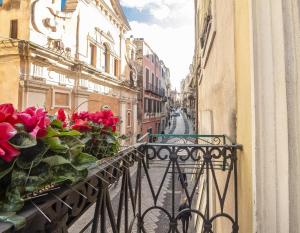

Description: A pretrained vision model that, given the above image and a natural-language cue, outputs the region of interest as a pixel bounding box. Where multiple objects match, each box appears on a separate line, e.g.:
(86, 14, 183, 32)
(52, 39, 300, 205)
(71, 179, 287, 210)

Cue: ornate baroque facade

(0, 0, 139, 144)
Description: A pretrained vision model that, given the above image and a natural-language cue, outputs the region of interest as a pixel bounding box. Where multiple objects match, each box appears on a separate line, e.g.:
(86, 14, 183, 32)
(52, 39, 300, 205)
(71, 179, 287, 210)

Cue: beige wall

(197, 0, 236, 232)
(0, 43, 20, 105)
(234, 0, 253, 232)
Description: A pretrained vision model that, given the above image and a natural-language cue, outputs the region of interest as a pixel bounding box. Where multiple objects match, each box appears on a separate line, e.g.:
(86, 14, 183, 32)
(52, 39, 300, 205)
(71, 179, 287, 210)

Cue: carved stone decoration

(31, 0, 73, 40)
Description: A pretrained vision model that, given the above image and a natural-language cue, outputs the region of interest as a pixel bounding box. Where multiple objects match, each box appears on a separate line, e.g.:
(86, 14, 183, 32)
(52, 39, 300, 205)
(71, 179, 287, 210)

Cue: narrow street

(70, 110, 194, 233)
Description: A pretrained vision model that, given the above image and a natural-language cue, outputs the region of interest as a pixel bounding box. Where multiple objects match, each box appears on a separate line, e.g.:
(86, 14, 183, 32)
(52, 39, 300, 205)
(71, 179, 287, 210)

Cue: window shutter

(10, 20, 18, 39)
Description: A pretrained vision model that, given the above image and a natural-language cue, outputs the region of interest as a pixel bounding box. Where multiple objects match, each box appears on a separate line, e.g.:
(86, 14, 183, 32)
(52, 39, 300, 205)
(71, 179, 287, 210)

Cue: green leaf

(46, 127, 81, 138)
(50, 164, 88, 184)
(105, 135, 116, 144)
(69, 144, 85, 157)
(42, 155, 71, 167)
(51, 119, 63, 129)
(0, 212, 26, 230)
(46, 127, 60, 138)
(16, 140, 49, 169)
(0, 186, 24, 212)
(59, 130, 81, 137)
(0, 160, 15, 180)
(9, 132, 37, 149)
(44, 137, 69, 153)
(72, 152, 97, 170)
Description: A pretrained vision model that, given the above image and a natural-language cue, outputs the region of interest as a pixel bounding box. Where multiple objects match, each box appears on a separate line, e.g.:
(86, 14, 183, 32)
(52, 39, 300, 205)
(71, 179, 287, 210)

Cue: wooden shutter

(10, 20, 18, 39)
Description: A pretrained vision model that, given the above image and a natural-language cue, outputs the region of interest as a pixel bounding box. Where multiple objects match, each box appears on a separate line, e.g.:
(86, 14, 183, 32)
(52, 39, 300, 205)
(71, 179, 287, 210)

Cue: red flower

(0, 122, 20, 162)
(57, 108, 67, 127)
(72, 110, 119, 132)
(17, 107, 50, 138)
(71, 119, 91, 132)
(0, 103, 19, 125)
(71, 112, 89, 121)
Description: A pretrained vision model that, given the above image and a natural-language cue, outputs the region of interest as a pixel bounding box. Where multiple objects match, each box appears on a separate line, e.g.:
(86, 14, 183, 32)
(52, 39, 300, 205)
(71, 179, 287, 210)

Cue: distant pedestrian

(178, 199, 191, 233)
(178, 172, 187, 188)
(161, 130, 165, 134)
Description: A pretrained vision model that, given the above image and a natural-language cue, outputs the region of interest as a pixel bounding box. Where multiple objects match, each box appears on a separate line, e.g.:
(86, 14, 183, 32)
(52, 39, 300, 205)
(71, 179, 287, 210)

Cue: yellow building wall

(0, 45, 20, 106)
(234, 0, 253, 232)
(0, 0, 30, 40)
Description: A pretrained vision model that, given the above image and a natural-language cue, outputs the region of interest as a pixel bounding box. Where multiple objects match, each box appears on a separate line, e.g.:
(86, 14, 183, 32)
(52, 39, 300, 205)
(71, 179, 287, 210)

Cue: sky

(120, 0, 195, 90)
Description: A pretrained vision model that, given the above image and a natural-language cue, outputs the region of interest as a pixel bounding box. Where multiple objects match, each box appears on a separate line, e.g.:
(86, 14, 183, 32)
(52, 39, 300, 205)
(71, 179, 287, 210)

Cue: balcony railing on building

(0, 134, 242, 233)
(145, 82, 166, 97)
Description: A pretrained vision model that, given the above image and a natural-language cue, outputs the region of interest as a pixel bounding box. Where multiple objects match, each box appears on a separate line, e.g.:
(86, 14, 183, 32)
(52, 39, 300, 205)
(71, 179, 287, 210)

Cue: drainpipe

(195, 63, 201, 135)
(75, 11, 80, 60)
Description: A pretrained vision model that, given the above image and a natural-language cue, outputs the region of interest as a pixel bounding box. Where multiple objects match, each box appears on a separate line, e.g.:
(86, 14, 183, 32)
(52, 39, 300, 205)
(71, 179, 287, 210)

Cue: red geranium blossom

(17, 107, 51, 138)
(0, 122, 20, 162)
(71, 119, 91, 132)
(57, 108, 67, 128)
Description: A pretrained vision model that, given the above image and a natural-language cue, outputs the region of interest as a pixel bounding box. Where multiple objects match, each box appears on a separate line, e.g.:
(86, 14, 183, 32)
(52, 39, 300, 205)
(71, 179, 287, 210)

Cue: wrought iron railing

(0, 134, 241, 233)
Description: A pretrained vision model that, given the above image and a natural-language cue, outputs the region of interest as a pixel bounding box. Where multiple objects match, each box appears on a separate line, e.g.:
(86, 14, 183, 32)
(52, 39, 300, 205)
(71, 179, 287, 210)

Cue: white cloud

(120, 0, 154, 10)
(123, 0, 194, 90)
(149, 4, 170, 20)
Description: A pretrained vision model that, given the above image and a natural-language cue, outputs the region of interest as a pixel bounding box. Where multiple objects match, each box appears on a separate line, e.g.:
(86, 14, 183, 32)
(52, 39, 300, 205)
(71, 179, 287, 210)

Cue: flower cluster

(0, 104, 51, 162)
(0, 104, 122, 216)
(71, 110, 119, 132)
(0, 104, 120, 164)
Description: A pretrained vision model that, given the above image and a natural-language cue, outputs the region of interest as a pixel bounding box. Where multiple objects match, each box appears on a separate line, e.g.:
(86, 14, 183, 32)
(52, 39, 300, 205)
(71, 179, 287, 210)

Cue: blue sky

(120, 0, 194, 90)
(123, 7, 154, 23)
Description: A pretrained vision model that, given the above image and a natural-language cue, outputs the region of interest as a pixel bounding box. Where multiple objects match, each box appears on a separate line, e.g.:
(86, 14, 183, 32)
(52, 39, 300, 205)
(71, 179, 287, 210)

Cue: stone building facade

(134, 38, 168, 135)
(193, 0, 300, 232)
(0, 0, 139, 144)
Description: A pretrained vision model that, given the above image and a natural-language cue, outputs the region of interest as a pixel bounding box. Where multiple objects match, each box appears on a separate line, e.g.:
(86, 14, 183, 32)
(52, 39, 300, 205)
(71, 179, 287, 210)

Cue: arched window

(103, 43, 110, 73)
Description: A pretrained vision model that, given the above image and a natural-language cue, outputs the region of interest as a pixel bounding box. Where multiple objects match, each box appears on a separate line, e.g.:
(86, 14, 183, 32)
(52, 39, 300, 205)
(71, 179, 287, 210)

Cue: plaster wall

(0, 0, 30, 40)
(0, 45, 20, 105)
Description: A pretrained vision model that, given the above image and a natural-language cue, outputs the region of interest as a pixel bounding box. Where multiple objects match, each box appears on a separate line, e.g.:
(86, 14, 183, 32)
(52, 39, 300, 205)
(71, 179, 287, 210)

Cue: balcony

(0, 134, 241, 233)
(145, 83, 166, 97)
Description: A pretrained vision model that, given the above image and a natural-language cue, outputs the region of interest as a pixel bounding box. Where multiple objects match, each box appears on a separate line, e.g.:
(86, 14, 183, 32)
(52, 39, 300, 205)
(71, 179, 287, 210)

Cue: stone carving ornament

(31, 0, 73, 40)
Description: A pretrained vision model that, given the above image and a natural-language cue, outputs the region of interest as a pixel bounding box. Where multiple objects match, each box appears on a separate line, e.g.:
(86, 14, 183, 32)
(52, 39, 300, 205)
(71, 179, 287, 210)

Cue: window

(151, 54, 154, 63)
(90, 43, 97, 67)
(103, 43, 110, 73)
(146, 68, 149, 88)
(152, 73, 154, 90)
(10, 20, 18, 39)
(148, 99, 152, 113)
(114, 59, 119, 77)
(144, 98, 148, 112)
(127, 111, 131, 127)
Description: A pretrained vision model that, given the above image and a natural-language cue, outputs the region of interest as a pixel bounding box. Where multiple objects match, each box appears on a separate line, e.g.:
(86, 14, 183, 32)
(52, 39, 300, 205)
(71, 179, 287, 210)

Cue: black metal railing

(145, 83, 165, 97)
(0, 134, 241, 233)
